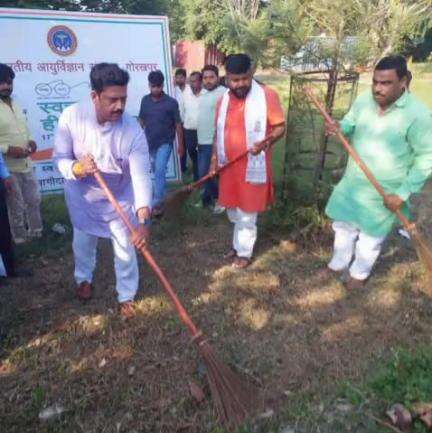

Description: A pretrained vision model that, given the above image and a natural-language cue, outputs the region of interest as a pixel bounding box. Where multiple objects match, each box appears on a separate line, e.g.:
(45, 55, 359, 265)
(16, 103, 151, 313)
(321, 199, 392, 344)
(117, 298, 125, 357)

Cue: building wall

(174, 40, 224, 71)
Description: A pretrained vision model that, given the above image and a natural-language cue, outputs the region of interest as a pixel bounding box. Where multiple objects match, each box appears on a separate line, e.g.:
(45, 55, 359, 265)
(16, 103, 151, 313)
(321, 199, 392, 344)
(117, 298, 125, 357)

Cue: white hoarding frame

(0, 8, 181, 194)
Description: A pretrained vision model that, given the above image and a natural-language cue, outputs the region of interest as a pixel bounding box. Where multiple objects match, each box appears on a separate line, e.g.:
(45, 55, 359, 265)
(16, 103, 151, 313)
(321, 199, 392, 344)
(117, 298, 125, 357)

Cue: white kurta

(54, 101, 151, 302)
(54, 101, 152, 238)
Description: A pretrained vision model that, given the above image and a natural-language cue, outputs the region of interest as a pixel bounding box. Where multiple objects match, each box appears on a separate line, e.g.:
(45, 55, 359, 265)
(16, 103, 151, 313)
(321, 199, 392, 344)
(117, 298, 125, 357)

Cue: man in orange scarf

(211, 54, 285, 268)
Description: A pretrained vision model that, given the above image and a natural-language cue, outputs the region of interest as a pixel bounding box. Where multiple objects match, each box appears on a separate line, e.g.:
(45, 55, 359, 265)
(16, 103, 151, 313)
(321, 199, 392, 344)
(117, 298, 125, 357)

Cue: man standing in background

(182, 71, 205, 181)
(139, 70, 184, 216)
(0, 151, 31, 280)
(197, 65, 225, 212)
(0, 63, 43, 244)
(174, 68, 189, 173)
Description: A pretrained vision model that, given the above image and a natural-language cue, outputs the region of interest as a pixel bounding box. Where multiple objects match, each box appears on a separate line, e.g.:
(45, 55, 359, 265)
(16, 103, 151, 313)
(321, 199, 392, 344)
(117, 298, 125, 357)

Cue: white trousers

(227, 208, 258, 259)
(328, 221, 386, 280)
(72, 226, 139, 303)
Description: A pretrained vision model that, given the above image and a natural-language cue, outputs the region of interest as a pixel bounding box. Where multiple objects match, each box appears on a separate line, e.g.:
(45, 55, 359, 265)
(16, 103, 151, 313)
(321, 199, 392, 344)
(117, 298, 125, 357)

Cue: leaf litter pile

(2, 187, 432, 432)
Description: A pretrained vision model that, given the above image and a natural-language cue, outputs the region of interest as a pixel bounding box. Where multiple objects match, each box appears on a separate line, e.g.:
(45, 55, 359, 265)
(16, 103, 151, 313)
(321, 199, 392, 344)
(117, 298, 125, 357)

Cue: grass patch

(338, 346, 432, 433)
(370, 346, 432, 408)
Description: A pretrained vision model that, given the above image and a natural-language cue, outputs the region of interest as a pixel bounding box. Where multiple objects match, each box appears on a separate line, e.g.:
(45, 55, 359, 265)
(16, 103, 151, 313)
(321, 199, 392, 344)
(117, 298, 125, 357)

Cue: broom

(304, 87, 432, 281)
(93, 168, 261, 430)
(164, 135, 273, 215)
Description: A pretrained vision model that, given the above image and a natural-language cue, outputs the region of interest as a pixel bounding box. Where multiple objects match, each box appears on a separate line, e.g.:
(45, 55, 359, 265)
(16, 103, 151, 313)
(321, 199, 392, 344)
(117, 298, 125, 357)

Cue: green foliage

(370, 346, 432, 408)
(262, 200, 329, 242)
(179, 0, 432, 68)
(181, 0, 228, 46)
(31, 386, 46, 411)
(0, 0, 81, 10)
(0, 0, 170, 15)
(340, 346, 432, 433)
(80, 0, 169, 15)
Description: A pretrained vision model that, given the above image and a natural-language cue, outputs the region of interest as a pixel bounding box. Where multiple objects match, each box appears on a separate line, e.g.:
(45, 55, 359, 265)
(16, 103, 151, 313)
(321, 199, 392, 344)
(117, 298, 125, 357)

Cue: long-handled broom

(93, 168, 261, 430)
(304, 87, 432, 282)
(164, 135, 273, 215)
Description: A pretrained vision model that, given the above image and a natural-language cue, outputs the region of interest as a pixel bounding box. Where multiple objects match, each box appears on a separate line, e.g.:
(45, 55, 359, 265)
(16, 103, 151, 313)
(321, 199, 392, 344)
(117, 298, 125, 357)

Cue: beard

(205, 83, 218, 91)
(0, 88, 12, 99)
(231, 86, 251, 99)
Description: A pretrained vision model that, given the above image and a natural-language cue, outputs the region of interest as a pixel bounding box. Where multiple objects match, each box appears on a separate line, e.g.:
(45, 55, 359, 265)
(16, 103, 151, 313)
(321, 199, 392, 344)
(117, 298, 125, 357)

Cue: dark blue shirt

(138, 93, 180, 151)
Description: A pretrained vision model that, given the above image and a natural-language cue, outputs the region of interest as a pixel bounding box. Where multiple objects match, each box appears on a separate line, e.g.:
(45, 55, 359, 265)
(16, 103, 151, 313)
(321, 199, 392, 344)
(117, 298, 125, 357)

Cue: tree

(229, 0, 432, 68)
(0, 0, 81, 10)
(0, 0, 170, 15)
(80, 0, 169, 15)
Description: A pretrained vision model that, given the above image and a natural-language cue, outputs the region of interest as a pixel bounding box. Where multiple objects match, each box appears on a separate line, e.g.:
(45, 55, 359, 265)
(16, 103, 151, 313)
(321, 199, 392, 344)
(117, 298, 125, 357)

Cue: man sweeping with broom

(54, 63, 152, 319)
(324, 55, 432, 289)
(211, 54, 285, 269)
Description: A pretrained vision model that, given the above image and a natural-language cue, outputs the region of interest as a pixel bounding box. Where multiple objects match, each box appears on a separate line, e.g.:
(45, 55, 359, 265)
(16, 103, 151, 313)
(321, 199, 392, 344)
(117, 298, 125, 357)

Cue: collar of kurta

(374, 90, 409, 114)
(149, 93, 168, 103)
(0, 97, 15, 109)
(394, 90, 409, 108)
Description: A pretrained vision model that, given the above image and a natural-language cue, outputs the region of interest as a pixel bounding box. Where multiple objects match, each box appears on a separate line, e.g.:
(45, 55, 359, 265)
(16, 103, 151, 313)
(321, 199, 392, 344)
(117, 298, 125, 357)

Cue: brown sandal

(119, 301, 136, 320)
(232, 257, 251, 269)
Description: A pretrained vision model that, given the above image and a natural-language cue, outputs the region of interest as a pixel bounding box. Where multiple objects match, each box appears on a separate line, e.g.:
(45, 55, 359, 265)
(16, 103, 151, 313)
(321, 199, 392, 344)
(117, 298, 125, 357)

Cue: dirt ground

(2, 186, 432, 433)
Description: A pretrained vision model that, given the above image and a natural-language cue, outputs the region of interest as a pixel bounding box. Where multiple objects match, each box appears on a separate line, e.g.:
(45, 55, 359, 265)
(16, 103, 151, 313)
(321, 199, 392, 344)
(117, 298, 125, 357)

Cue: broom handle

(187, 135, 274, 191)
(93, 170, 201, 338)
(304, 87, 412, 229)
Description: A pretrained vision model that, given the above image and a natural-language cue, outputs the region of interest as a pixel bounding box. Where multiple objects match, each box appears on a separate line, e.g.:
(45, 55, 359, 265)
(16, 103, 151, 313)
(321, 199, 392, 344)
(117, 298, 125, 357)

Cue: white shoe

(398, 228, 411, 240)
(212, 204, 225, 215)
(14, 237, 26, 245)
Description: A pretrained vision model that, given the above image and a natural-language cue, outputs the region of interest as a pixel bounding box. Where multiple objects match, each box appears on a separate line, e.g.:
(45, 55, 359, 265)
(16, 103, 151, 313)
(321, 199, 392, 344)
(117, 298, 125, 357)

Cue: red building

(173, 40, 224, 71)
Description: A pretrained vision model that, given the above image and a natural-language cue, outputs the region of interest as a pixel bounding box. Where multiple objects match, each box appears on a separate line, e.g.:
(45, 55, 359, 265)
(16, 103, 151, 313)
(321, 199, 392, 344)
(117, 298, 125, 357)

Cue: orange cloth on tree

(216, 85, 285, 213)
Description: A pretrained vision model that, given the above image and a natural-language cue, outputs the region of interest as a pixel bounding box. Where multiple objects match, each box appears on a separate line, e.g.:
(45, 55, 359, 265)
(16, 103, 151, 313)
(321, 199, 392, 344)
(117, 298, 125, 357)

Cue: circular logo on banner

(47, 26, 77, 56)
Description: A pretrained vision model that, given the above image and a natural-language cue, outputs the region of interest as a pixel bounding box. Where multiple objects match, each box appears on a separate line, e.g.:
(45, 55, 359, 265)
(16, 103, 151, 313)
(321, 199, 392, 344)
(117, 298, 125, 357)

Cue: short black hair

(0, 63, 15, 84)
(407, 70, 413, 86)
(90, 63, 129, 93)
(225, 54, 252, 74)
(202, 64, 219, 77)
(148, 70, 165, 86)
(375, 55, 408, 80)
(190, 71, 202, 80)
(175, 68, 186, 77)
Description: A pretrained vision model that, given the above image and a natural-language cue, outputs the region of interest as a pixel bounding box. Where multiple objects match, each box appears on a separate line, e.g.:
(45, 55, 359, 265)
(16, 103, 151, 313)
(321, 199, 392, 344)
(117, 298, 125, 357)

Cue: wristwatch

(138, 216, 152, 226)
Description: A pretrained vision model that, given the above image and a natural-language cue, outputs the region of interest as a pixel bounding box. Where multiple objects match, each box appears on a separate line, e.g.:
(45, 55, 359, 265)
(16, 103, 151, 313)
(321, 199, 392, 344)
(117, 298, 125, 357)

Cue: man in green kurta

(325, 55, 432, 289)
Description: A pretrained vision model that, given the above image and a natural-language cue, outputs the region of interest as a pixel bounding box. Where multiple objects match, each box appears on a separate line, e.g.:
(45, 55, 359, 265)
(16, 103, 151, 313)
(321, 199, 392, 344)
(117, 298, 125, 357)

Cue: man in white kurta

(54, 63, 151, 318)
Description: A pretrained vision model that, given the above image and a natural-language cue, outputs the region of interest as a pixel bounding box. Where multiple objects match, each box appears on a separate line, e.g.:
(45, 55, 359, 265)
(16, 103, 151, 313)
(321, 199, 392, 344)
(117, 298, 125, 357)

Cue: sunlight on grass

(135, 295, 172, 315)
(191, 291, 221, 306)
(211, 264, 239, 282)
(238, 298, 271, 330)
(0, 359, 17, 375)
(321, 315, 364, 342)
(368, 287, 402, 309)
(76, 314, 108, 335)
(232, 272, 280, 292)
(295, 285, 346, 309)
(69, 357, 87, 373)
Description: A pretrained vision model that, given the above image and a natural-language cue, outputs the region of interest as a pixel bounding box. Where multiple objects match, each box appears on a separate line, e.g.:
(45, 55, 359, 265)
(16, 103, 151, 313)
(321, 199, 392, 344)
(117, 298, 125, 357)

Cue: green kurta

(326, 90, 432, 237)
